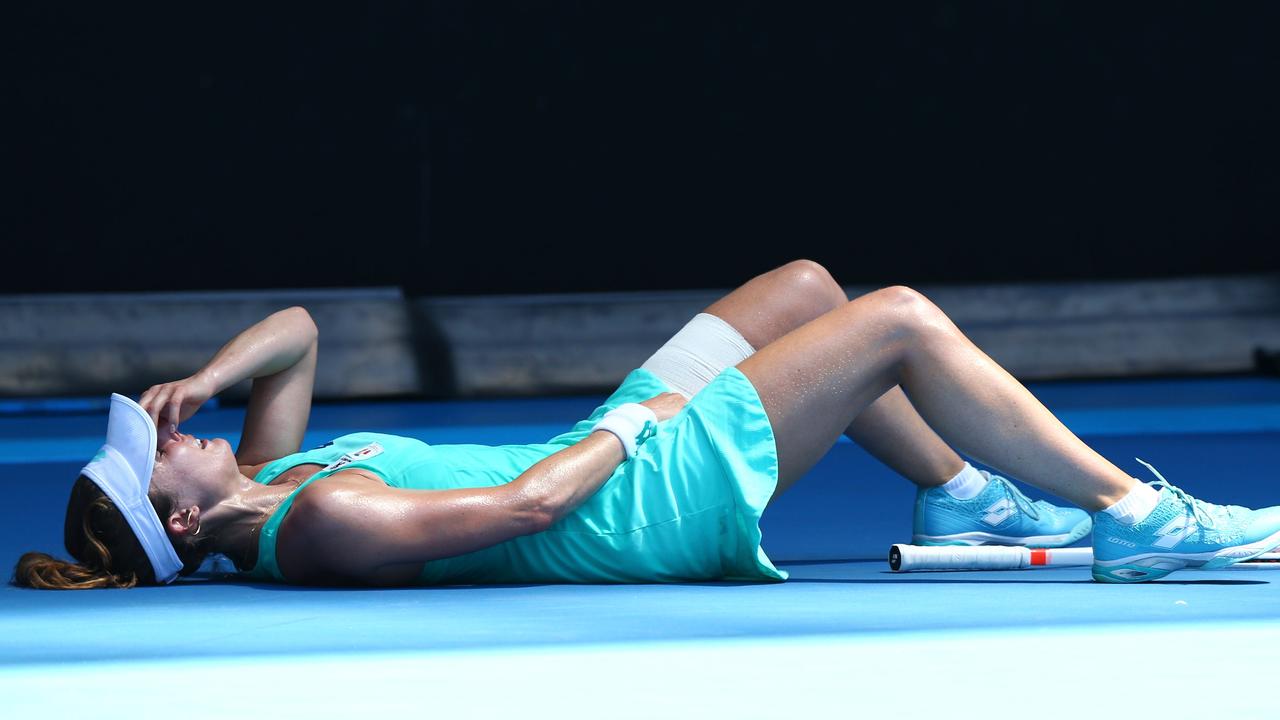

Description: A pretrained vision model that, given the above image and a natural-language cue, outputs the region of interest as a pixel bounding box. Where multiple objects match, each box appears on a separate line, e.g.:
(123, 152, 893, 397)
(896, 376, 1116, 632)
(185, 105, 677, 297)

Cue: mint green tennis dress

(243, 367, 788, 585)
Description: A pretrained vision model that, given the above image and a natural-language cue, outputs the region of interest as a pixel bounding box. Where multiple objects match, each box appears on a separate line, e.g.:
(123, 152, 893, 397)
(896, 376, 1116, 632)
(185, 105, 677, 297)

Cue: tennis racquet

(887, 544, 1280, 572)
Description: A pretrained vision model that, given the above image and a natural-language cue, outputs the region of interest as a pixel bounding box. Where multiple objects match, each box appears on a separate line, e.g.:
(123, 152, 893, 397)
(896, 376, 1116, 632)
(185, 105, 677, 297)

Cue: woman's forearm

(510, 431, 628, 527)
(197, 306, 319, 394)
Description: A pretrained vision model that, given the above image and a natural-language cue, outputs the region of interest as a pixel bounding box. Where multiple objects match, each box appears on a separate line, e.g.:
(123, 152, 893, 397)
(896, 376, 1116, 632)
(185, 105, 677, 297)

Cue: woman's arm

(224, 307, 318, 465)
(484, 392, 684, 527)
(294, 393, 687, 584)
(136, 307, 317, 427)
(197, 306, 318, 403)
(139, 306, 318, 464)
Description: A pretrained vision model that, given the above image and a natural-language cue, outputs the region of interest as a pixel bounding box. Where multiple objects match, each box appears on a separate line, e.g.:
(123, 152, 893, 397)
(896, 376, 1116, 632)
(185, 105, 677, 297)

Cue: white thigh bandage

(640, 312, 756, 397)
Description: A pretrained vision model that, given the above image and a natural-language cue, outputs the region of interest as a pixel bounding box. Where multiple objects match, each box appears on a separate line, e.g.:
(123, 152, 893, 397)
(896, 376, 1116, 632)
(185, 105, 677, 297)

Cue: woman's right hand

(638, 392, 688, 422)
(139, 373, 218, 429)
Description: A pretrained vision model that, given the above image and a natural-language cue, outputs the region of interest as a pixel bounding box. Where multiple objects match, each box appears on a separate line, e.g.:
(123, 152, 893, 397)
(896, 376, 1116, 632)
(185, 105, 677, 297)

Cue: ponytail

(14, 551, 139, 590)
(11, 476, 209, 590)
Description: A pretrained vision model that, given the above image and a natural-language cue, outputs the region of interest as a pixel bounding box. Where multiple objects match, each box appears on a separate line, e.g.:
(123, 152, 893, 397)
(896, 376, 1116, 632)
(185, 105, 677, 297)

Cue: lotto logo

(982, 499, 1016, 526)
(1152, 516, 1198, 549)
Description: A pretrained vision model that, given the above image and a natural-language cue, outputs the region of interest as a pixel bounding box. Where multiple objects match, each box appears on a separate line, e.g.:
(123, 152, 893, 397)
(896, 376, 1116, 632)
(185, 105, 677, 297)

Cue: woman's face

(149, 428, 240, 508)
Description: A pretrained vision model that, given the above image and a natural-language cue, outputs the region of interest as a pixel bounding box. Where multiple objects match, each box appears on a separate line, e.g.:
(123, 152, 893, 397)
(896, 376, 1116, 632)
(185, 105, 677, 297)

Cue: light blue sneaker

(1092, 460, 1280, 583)
(912, 470, 1092, 547)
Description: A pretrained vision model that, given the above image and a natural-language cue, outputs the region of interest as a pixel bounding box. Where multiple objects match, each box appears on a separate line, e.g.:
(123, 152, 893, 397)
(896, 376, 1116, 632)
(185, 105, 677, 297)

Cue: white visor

(80, 393, 183, 584)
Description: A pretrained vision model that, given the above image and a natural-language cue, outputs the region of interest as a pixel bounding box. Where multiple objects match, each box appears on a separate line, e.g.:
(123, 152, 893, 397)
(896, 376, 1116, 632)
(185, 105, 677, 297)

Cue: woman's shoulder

(288, 468, 390, 514)
(275, 469, 398, 584)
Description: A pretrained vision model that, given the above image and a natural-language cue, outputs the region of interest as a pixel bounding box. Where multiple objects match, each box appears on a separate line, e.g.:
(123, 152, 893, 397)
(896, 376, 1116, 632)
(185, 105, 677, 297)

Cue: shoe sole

(1092, 527, 1280, 583)
(913, 517, 1092, 548)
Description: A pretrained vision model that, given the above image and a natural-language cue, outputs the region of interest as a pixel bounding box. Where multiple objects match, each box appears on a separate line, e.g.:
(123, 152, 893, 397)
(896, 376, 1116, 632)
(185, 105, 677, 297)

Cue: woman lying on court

(13, 260, 1280, 590)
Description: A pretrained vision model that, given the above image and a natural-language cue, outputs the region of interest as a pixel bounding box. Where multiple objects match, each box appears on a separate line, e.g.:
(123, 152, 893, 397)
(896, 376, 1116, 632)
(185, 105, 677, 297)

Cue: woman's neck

(208, 469, 313, 571)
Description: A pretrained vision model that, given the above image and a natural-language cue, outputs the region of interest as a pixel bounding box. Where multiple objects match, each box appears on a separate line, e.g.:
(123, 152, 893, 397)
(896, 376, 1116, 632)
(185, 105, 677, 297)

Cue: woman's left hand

(139, 374, 218, 429)
(639, 392, 688, 422)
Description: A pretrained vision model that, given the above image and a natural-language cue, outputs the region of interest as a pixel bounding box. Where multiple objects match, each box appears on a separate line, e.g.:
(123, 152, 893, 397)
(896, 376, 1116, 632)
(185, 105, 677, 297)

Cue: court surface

(3, 376, 1279, 718)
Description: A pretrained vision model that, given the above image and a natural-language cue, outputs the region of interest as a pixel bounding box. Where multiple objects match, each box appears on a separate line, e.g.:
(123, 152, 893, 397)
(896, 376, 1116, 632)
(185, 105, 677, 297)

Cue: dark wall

(6, 2, 1279, 295)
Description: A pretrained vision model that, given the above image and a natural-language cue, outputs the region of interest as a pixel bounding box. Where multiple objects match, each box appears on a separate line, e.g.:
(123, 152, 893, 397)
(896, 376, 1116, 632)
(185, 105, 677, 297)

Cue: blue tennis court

(3, 376, 1279, 717)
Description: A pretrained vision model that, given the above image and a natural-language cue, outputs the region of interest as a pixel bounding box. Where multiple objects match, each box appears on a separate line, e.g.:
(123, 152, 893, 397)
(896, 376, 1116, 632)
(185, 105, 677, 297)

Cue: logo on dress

(322, 442, 384, 472)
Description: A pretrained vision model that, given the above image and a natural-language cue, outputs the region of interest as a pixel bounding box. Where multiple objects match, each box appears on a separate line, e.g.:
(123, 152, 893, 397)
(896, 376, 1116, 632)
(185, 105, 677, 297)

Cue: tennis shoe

(912, 470, 1092, 548)
(1091, 459, 1280, 583)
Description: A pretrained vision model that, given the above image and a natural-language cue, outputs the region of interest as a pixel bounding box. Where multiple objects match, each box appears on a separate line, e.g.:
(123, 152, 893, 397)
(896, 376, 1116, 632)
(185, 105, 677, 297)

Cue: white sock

(1102, 481, 1160, 525)
(940, 462, 989, 500)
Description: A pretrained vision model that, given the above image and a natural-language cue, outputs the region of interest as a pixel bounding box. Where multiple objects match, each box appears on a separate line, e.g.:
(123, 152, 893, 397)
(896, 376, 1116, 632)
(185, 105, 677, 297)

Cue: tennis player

(14, 260, 1280, 589)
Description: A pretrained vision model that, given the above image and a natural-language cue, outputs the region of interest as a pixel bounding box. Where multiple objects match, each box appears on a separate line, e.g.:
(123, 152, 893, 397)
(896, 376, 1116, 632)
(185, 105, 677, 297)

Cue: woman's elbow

(509, 487, 558, 535)
(286, 306, 319, 343)
(520, 503, 556, 535)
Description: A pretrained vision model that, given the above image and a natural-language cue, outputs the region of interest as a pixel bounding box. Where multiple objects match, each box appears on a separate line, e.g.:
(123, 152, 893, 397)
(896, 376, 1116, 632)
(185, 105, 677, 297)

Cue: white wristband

(592, 403, 658, 459)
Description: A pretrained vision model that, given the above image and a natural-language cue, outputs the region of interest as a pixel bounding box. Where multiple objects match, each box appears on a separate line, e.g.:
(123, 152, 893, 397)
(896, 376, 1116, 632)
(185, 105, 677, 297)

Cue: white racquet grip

(592, 403, 658, 459)
(888, 544, 1093, 572)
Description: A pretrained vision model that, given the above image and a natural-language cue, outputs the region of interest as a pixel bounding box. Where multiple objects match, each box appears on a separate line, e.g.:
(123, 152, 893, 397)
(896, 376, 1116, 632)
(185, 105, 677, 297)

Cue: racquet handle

(888, 544, 1093, 572)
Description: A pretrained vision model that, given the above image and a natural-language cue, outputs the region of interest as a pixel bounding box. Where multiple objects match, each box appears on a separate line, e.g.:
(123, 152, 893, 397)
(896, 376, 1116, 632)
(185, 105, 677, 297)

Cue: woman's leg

(735, 285, 1137, 510)
(702, 260, 961, 488)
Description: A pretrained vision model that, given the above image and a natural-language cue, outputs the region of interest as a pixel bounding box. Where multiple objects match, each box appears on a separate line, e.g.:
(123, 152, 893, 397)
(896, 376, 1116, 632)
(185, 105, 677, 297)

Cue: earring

(187, 510, 202, 537)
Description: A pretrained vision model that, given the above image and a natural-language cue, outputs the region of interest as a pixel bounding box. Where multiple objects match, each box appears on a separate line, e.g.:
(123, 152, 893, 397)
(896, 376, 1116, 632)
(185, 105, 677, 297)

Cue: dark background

(5, 1, 1279, 296)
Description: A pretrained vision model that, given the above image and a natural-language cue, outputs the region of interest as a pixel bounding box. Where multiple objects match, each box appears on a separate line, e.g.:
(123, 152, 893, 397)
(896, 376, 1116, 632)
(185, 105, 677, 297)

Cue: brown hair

(11, 475, 211, 590)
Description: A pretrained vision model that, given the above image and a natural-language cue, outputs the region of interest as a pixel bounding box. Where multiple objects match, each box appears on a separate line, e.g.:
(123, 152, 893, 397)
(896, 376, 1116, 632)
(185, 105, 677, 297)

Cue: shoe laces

(1134, 458, 1219, 532)
(990, 473, 1042, 521)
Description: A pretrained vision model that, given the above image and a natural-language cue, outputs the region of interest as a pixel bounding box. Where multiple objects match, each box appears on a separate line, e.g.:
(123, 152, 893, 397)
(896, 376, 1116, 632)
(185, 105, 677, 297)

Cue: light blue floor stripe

(2, 621, 1276, 718)
(0, 397, 220, 416)
(3, 405, 1278, 465)
(1056, 403, 1280, 435)
(0, 424, 560, 465)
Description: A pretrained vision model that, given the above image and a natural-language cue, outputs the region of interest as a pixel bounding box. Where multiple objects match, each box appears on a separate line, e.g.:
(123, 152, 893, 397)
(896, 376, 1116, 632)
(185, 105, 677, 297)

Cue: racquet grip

(888, 544, 1093, 571)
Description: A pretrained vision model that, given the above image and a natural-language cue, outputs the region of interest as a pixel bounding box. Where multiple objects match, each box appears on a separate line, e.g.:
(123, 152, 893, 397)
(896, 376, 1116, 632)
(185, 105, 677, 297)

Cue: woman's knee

(862, 285, 954, 337)
(774, 259, 847, 314)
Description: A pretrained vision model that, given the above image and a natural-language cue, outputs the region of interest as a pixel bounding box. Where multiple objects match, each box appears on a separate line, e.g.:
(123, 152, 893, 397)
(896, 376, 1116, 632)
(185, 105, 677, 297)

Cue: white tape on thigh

(640, 313, 756, 397)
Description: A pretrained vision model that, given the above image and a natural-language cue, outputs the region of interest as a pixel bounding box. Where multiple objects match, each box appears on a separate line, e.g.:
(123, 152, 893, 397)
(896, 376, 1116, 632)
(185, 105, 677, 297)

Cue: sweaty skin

(134, 261, 1138, 587)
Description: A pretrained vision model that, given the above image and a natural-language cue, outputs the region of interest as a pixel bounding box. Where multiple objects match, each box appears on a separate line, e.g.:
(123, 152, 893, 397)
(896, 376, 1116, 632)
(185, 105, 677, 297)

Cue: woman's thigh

(701, 259, 847, 350)
(640, 260, 847, 397)
(736, 288, 924, 495)
(639, 313, 756, 397)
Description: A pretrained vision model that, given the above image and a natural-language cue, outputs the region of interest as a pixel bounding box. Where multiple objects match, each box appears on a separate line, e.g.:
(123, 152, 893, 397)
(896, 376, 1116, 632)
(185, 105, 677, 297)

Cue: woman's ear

(167, 506, 201, 539)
